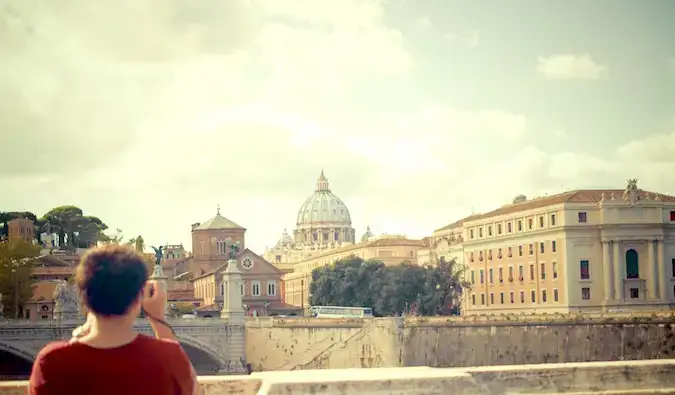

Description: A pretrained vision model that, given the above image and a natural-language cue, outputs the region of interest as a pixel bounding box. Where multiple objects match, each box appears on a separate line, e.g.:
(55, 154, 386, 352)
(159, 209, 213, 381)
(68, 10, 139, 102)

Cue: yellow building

(283, 236, 425, 309)
(450, 181, 675, 315)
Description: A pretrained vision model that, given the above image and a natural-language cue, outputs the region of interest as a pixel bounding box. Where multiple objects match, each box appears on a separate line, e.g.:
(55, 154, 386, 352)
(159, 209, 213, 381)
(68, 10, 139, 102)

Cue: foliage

(0, 211, 40, 240)
(39, 206, 109, 250)
(169, 302, 196, 318)
(0, 239, 41, 318)
(309, 255, 471, 317)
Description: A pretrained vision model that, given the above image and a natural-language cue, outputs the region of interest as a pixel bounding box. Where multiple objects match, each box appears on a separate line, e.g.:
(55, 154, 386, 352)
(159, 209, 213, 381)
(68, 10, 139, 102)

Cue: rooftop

(193, 206, 246, 231)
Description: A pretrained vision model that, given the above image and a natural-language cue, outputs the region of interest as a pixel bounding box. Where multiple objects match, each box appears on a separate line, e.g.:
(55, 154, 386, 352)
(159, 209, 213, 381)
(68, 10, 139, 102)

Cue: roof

(32, 255, 71, 267)
(30, 281, 58, 302)
(297, 236, 425, 263)
(467, 189, 675, 223)
(33, 267, 75, 276)
(193, 212, 245, 231)
(434, 214, 483, 233)
(167, 289, 198, 301)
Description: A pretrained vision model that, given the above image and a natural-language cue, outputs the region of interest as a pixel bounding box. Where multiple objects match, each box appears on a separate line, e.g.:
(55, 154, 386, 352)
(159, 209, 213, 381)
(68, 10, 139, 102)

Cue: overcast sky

(2, 0, 674, 253)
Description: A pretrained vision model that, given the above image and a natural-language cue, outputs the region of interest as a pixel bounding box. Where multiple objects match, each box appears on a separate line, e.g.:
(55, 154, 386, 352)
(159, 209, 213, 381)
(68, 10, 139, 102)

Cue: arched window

(216, 239, 226, 255)
(625, 249, 639, 279)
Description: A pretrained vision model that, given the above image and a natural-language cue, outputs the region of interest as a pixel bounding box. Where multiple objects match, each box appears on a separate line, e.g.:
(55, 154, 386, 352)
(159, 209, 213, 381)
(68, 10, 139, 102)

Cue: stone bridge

(0, 318, 245, 378)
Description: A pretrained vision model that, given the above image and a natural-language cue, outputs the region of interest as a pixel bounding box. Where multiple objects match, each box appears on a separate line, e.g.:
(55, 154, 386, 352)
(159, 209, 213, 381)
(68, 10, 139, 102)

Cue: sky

(1, 0, 675, 253)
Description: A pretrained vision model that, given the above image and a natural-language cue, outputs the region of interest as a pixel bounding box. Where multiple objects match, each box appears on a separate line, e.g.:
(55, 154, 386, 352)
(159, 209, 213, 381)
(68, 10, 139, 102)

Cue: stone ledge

(2, 360, 674, 394)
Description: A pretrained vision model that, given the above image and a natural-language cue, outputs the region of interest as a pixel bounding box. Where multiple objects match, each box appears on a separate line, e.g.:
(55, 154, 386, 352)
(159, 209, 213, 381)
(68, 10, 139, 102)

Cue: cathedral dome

(296, 170, 352, 228)
(361, 226, 375, 242)
(275, 229, 294, 248)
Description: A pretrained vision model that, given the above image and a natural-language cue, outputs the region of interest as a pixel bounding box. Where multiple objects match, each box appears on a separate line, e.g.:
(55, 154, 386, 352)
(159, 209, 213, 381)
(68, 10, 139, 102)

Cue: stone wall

(3, 360, 675, 394)
(245, 313, 675, 372)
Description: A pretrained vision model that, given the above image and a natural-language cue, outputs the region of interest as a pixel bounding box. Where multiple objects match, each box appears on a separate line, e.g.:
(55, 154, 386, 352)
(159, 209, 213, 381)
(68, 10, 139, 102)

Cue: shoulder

(35, 341, 73, 361)
(135, 334, 184, 354)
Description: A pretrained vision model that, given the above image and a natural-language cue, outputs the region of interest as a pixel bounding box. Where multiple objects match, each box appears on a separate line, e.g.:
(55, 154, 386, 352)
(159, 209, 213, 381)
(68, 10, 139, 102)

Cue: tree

(308, 256, 471, 317)
(0, 211, 40, 240)
(169, 302, 195, 318)
(0, 238, 41, 318)
(40, 206, 108, 250)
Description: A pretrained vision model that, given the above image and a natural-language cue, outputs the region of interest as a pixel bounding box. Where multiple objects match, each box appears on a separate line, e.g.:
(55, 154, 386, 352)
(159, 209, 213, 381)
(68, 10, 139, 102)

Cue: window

(508, 266, 514, 282)
(497, 224, 502, 234)
(489, 268, 494, 284)
(479, 270, 484, 284)
(240, 283, 245, 296)
(528, 218, 533, 229)
(578, 212, 587, 223)
(529, 244, 533, 255)
(518, 245, 523, 256)
(472, 294, 476, 305)
(216, 239, 226, 255)
(509, 291, 514, 303)
(471, 270, 475, 284)
(626, 249, 639, 279)
(530, 290, 536, 303)
(498, 267, 503, 283)
(552, 240, 557, 252)
(580, 260, 590, 279)
(488, 250, 492, 260)
(490, 293, 495, 305)
(670, 211, 675, 221)
(518, 265, 524, 281)
(542, 289, 547, 303)
(551, 213, 556, 226)
(488, 226, 492, 236)
(539, 216, 544, 228)
(267, 281, 277, 296)
(508, 247, 512, 257)
(518, 220, 523, 231)
(498, 248, 503, 259)
(529, 264, 535, 280)
(479, 228, 483, 238)
(540, 242, 545, 254)
(552, 262, 558, 279)
(470, 252, 474, 262)
(629, 288, 639, 299)
(507, 222, 512, 233)
(275, 255, 282, 263)
(470, 229, 474, 239)
(581, 287, 590, 300)
(500, 292, 505, 304)
(553, 289, 559, 302)
(520, 291, 525, 303)
(252, 281, 261, 296)
(481, 293, 485, 305)
(540, 263, 546, 280)
(479, 251, 484, 261)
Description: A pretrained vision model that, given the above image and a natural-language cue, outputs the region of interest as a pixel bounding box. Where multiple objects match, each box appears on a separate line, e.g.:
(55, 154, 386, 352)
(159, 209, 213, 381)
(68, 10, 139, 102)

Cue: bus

(309, 306, 374, 318)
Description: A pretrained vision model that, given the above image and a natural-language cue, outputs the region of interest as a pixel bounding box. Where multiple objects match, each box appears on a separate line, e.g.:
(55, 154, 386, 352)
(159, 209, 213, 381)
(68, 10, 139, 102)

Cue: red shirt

(29, 334, 195, 395)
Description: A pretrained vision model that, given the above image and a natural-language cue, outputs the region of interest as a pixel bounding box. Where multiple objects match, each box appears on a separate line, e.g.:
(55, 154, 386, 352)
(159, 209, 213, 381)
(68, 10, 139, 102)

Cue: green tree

(0, 211, 40, 240)
(40, 206, 108, 250)
(418, 257, 471, 316)
(0, 239, 41, 318)
(169, 302, 195, 318)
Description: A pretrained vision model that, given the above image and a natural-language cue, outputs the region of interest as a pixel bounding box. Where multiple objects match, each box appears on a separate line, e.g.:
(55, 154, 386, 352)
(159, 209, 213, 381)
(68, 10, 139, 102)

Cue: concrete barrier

(2, 359, 674, 394)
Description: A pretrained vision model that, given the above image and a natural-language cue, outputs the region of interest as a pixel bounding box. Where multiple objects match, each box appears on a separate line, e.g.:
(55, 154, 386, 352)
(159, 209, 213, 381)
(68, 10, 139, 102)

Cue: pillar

(657, 240, 668, 301)
(602, 241, 614, 301)
(647, 240, 658, 300)
(219, 258, 248, 374)
(149, 264, 168, 318)
(613, 241, 624, 301)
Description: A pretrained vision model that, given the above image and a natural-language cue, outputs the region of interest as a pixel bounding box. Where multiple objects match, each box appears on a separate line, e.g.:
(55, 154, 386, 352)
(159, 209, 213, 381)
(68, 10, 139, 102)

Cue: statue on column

(151, 246, 164, 277)
(228, 240, 240, 261)
(53, 280, 80, 320)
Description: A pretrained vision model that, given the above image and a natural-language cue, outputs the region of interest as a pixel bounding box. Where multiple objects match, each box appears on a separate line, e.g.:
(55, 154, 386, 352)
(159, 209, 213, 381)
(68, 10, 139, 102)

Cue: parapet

(2, 359, 674, 394)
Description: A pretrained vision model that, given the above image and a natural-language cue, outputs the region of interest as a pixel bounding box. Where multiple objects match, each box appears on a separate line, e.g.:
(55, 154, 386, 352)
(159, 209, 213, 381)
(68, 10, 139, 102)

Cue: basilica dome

(296, 170, 352, 227)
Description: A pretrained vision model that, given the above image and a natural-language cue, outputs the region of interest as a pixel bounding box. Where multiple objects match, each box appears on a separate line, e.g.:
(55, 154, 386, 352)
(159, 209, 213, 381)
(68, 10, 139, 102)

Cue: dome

(361, 226, 375, 242)
(275, 229, 294, 248)
(296, 170, 352, 227)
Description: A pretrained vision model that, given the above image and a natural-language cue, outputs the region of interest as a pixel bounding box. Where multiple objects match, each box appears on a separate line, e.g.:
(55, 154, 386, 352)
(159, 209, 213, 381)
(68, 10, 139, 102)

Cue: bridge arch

(0, 341, 37, 379)
(177, 334, 226, 374)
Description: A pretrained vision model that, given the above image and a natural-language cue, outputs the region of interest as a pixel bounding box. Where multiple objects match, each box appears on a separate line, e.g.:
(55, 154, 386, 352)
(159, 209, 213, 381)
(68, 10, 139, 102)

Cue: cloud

(537, 54, 608, 80)
(669, 57, 675, 74)
(445, 30, 479, 49)
(413, 16, 431, 30)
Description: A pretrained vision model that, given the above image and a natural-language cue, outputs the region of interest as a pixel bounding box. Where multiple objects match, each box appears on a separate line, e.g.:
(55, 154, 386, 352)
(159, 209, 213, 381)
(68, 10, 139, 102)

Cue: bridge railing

(1, 359, 675, 395)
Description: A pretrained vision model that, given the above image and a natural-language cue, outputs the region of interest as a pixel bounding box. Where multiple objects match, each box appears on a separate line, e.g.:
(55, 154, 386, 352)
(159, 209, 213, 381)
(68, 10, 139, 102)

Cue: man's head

(75, 244, 149, 319)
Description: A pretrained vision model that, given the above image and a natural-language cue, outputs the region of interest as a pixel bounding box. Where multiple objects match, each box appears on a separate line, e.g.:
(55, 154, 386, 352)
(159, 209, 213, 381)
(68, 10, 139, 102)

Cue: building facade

(455, 181, 675, 315)
(263, 171, 358, 271)
(283, 236, 426, 309)
(187, 207, 247, 276)
(8, 218, 34, 243)
(191, 249, 299, 316)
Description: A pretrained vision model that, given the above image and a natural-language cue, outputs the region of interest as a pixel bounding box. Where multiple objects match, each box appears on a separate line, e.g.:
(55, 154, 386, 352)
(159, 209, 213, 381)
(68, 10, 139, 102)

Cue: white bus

(309, 306, 374, 318)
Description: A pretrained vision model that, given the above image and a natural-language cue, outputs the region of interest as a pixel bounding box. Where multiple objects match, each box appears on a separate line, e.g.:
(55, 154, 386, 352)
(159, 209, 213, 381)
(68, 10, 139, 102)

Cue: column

(647, 240, 658, 300)
(149, 263, 169, 318)
(602, 241, 614, 301)
(657, 240, 668, 301)
(613, 241, 624, 300)
(221, 258, 244, 324)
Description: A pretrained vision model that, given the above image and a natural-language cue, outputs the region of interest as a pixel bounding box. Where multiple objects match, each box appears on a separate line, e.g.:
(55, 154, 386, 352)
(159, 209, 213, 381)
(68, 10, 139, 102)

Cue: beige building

(283, 236, 426, 309)
(263, 171, 362, 272)
(450, 181, 675, 315)
(8, 218, 34, 243)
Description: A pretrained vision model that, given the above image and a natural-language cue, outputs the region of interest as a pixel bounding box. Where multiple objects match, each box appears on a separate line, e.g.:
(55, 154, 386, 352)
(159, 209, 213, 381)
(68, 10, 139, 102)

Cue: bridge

(0, 317, 246, 378)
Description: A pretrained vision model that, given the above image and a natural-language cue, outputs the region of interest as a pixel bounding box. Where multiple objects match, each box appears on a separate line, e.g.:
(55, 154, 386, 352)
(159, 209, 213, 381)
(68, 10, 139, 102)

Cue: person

(29, 244, 199, 395)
